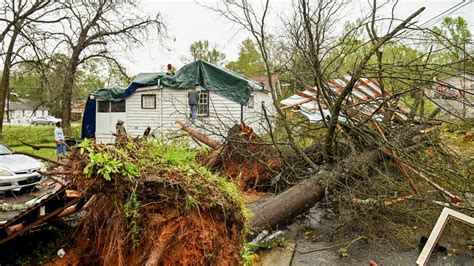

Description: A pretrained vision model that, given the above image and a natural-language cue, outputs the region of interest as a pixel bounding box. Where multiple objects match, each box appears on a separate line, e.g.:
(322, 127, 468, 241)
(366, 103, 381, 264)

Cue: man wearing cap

(54, 122, 67, 159)
(114, 119, 127, 143)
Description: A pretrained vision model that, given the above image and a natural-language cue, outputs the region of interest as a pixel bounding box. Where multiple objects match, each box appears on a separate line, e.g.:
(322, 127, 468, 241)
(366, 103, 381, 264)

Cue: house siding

(96, 86, 276, 143)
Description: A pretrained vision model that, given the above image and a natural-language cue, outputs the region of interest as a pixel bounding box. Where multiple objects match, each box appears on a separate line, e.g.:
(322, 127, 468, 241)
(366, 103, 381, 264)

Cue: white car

(30, 116, 62, 126)
(0, 143, 46, 191)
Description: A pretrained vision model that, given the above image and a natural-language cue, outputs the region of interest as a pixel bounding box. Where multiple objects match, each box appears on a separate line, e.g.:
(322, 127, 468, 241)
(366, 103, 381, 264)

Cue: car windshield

(0, 144, 13, 155)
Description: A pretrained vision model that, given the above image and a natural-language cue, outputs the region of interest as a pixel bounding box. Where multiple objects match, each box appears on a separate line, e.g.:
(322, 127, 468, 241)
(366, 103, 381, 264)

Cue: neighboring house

(82, 60, 276, 143)
(71, 102, 85, 121)
(249, 75, 283, 96)
(429, 71, 474, 118)
(3, 102, 49, 124)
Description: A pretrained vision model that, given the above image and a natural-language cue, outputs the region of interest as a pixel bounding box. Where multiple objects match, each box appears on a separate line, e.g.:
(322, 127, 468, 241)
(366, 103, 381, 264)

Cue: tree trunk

(61, 53, 80, 136)
(250, 128, 428, 232)
(0, 26, 20, 139)
(250, 149, 385, 231)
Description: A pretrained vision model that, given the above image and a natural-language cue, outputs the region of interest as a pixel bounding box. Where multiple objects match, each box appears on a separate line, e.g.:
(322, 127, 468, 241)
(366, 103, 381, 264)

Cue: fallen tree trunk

(176, 121, 219, 149)
(250, 149, 385, 231)
(13, 150, 67, 166)
(250, 128, 430, 232)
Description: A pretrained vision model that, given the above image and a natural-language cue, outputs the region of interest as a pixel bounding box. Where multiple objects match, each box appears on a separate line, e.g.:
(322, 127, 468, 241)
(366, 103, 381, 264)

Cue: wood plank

(416, 208, 474, 266)
(281, 97, 313, 110)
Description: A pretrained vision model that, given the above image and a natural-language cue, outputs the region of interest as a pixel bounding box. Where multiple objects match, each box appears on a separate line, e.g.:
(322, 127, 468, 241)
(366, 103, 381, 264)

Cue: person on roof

(166, 64, 176, 76)
(188, 87, 199, 124)
(114, 119, 127, 143)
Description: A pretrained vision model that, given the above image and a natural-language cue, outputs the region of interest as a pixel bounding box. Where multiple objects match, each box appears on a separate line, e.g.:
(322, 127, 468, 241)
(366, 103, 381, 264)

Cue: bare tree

(206, 0, 320, 172)
(55, 0, 164, 134)
(0, 0, 62, 137)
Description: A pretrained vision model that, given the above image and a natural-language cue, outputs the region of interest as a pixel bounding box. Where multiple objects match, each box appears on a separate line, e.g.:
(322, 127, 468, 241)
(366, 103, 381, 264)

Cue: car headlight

(0, 168, 13, 176)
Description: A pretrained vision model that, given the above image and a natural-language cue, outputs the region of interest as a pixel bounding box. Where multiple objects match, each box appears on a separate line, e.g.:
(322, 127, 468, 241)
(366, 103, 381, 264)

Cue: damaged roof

(280, 75, 409, 123)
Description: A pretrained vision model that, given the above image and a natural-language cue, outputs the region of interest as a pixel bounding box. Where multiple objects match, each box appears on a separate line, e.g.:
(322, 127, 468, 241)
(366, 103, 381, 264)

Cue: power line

(421, 1, 472, 28)
(419, 1, 466, 28)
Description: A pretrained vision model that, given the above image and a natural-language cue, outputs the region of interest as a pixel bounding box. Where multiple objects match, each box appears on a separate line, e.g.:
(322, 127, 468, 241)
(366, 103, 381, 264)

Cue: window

(111, 100, 126, 112)
(141, 94, 156, 109)
(248, 95, 255, 108)
(98, 101, 110, 112)
(198, 91, 209, 116)
(98, 100, 126, 112)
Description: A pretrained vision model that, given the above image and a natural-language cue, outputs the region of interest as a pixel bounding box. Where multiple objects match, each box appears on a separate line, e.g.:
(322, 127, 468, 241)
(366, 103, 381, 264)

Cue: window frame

(111, 100, 126, 113)
(197, 91, 209, 117)
(141, 94, 157, 109)
(247, 95, 255, 108)
(97, 100, 111, 113)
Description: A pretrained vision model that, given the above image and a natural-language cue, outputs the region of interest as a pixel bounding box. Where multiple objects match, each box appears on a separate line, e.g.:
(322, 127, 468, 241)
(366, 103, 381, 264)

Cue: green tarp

(91, 86, 127, 102)
(159, 60, 263, 105)
(92, 60, 263, 105)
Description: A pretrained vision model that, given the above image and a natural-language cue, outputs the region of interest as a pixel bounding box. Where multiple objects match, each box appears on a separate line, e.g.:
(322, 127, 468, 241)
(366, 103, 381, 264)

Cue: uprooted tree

(202, 0, 473, 242)
(49, 139, 247, 265)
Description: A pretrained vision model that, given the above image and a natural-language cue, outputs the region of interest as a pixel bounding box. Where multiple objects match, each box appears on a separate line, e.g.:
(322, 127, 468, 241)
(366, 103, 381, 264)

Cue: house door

(95, 100, 126, 143)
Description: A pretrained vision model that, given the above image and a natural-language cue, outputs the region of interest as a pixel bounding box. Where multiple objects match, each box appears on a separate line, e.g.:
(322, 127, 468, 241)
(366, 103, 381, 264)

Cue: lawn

(1, 124, 81, 160)
(1, 124, 81, 147)
(12, 144, 57, 160)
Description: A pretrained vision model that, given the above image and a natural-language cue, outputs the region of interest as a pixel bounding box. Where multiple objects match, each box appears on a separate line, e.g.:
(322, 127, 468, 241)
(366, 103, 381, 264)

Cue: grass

(1, 124, 81, 148)
(13, 144, 57, 160)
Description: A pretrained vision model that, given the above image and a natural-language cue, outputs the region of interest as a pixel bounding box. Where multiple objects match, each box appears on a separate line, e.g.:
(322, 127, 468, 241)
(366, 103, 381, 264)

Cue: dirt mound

(48, 139, 247, 265)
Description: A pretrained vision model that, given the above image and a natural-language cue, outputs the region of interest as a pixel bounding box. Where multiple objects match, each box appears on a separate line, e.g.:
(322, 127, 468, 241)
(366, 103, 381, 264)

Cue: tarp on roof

(94, 61, 262, 105)
(91, 86, 127, 102)
(120, 60, 263, 105)
(160, 60, 263, 105)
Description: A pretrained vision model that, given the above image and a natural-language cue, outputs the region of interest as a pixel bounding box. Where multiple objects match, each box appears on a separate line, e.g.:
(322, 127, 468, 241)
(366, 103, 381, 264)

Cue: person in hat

(114, 119, 127, 143)
(54, 122, 67, 159)
(166, 64, 176, 76)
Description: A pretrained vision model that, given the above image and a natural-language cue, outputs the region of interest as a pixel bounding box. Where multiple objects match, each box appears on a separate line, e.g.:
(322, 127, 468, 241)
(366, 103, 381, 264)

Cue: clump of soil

(49, 139, 247, 265)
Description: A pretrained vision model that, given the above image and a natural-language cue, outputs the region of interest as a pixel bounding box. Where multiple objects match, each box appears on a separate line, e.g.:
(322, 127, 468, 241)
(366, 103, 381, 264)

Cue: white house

(82, 61, 276, 143)
(3, 102, 49, 125)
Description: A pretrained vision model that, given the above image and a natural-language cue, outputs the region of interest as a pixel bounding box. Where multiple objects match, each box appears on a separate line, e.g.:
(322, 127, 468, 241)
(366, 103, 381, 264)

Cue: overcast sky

(119, 0, 474, 75)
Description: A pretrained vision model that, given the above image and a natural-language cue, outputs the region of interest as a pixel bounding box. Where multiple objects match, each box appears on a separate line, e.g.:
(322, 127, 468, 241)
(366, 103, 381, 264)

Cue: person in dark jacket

(188, 87, 199, 123)
(113, 119, 127, 143)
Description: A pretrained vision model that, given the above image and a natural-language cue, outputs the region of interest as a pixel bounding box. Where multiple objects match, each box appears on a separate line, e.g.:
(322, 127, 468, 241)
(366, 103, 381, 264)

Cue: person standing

(114, 119, 127, 143)
(188, 87, 199, 123)
(54, 122, 67, 159)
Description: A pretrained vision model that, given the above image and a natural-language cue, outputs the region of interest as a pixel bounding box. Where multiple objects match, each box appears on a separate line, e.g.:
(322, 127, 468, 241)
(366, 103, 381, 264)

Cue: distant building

(249, 75, 283, 96)
(429, 72, 474, 118)
(429, 72, 474, 100)
(71, 102, 85, 121)
(3, 102, 49, 124)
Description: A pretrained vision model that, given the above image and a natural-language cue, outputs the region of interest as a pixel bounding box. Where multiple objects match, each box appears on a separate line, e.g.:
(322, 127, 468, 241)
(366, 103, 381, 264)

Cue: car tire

(48, 121, 53, 126)
(32, 122, 37, 126)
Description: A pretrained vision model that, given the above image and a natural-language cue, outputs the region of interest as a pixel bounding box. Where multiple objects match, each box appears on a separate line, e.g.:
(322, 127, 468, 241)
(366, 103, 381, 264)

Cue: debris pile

(49, 139, 247, 265)
(179, 122, 282, 191)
